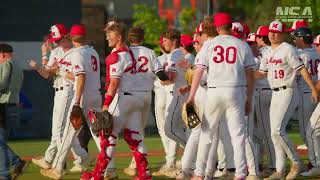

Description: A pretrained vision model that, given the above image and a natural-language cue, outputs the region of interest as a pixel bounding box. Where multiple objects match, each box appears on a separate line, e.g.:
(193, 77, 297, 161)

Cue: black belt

(257, 88, 271, 91)
(55, 87, 64, 91)
(272, 86, 287, 91)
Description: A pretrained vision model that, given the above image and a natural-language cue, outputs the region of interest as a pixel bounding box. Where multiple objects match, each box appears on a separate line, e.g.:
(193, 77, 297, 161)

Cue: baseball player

(287, 19, 308, 33)
(150, 37, 180, 178)
(186, 12, 256, 180)
(300, 58, 320, 177)
(291, 27, 320, 177)
(121, 27, 165, 177)
(180, 34, 195, 65)
(40, 24, 100, 179)
(29, 24, 89, 173)
(252, 25, 276, 176)
(255, 20, 318, 180)
(292, 27, 318, 150)
(314, 35, 320, 54)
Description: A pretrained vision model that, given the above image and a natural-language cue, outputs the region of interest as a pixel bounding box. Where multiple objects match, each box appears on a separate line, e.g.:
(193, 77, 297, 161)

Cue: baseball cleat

(69, 164, 87, 173)
(104, 169, 118, 180)
(151, 164, 175, 177)
(300, 167, 320, 176)
(123, 166, 136, 176)
(40, 168, 63, 180)
(213, 168, 227, 177)
(32, 157, 51, 169)
(176, 170, 192, 180)
(12, 160, 29, 180)
(264, 172, 285, 180)
(286, 163, 304, 179)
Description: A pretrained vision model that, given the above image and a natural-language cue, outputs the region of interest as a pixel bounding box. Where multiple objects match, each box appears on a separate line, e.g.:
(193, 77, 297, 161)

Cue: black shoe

(12, 160, 28, 180)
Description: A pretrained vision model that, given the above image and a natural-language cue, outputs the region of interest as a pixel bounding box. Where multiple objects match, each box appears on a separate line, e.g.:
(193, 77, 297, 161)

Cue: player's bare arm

(179, 85, 191, 95)
(254, 70, 267, 80)
(186, 66, 204, 104)
(28, 59, 53, 79)
(102, 78, 120, 111)
(75, 74, 85, 105)
(299, 67, 319, 103)
(245, 68, 255, 115)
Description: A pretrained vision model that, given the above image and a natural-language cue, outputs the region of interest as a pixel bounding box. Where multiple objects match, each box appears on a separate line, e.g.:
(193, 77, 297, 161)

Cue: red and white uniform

(259, 42, 304, 173)
(95, 47, 152, 179)
(44, 46, 88, 167)
(194, 35, 256, 178)
(52, 45, 101, 172)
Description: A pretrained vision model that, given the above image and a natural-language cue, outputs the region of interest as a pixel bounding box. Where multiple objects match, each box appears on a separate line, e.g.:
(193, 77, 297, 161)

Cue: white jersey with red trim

(166, 49, 188, 90)
(129, 45, 159, 91)
(66, 45, 101, 92)
(154, 53, 168, 89)
(195, 35, 256, 87)
(297, 48, 320, 92)
(46, 46, 73, 88)
(259, 42, 304, 89)
(108, 50, 138, 92)
(255, 46, 271, 89)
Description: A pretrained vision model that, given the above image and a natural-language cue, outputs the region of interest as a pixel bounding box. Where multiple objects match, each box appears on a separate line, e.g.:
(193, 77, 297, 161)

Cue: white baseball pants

(44, 86, 86, 166)
(270, 88, 300, 173)
(305, 102, 320, 167)
(194, 87, 247, 178)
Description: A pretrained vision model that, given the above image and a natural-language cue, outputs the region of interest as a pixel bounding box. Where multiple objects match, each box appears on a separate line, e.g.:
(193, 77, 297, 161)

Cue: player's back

(202, 35, 255, 87)
(129, 45, 157, 91)
(78, 45, 101, 92)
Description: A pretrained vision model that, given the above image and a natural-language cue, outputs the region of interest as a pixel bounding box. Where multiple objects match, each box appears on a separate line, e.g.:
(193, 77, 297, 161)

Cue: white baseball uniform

(163, 48, 189, 146)
(44, 46, 87, 166)
(254, 46, 276, 169)
(125, 45, 160, 169)
(52, 45, 101, 172)
(193, 35, 256, 178)
(259, 42, 304, 173)
(305, 63, 320, 168)
(154, 53, 178, 168)
(296, 48, 319, 142)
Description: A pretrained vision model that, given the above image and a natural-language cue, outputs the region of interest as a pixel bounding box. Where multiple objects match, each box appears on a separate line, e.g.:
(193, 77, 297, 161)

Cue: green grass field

(7, 132, 320, 180)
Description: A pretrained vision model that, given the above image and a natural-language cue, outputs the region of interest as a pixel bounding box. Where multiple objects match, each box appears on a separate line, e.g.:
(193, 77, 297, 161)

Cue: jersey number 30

(213, 46, 237, 64)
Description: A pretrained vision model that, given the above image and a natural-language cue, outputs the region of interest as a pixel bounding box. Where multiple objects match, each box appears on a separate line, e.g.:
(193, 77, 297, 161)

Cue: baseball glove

(70, 105, 85, 130)
(182, 102, 201, 129)
(89, 110, 114, 135)
(184, 68, 194, 86)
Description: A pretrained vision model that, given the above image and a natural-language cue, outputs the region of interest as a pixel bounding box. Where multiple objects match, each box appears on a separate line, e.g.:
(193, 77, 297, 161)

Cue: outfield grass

(7, 133, 319, 180)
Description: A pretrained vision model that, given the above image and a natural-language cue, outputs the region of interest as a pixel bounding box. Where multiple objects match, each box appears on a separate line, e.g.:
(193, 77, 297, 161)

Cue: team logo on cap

(51, 25, 61, 39)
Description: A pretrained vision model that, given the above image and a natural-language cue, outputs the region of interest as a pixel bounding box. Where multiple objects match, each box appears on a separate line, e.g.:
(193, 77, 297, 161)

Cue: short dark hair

(219, 24, 232, 31)
(163, 29, 181, 48)
(257, 36, 271, 45)
(183, 45, 194, 53)
(128, 27, 145, 44)
(0, 44, 13, 53)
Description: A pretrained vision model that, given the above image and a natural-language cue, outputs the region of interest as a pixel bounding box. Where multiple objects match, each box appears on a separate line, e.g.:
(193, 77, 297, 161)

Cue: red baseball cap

(256, 25, 269, 36)
(49, 24, 69, 42)
(70, 24, 87, 36)
(180, 34, 193, 46)
(269, 20, 286, 33)
(213, 12, 232, 27)
(314, 35, 320, 45)
(232, 22, 244, 39)
(194, 22, 203, 34)
(287, 19, 308, 32)
(246, 33, 257, 43)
